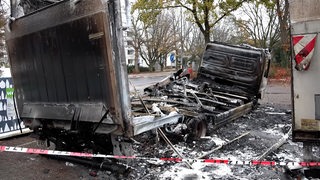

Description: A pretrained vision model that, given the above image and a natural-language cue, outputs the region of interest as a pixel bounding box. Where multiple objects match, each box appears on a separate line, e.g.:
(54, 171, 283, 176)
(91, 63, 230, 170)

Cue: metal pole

(157, 128, 193, 169)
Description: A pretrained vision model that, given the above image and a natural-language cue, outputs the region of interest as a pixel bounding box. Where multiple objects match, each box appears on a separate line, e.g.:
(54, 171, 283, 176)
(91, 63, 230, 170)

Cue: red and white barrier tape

(1, 145, 319, 167)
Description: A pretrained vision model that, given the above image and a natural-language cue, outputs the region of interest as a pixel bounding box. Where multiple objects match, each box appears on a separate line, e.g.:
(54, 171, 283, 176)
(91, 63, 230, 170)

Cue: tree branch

(212, 0, 248, 27)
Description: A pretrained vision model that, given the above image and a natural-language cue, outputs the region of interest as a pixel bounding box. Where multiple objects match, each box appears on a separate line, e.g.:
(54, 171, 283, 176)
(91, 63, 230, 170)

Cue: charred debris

(7, 0, 270, 154)
(131, 42, 270, 140)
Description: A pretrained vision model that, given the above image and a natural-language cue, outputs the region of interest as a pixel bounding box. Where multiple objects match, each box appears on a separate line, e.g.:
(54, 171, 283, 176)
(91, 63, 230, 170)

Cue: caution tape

(1, 145, 320, 167)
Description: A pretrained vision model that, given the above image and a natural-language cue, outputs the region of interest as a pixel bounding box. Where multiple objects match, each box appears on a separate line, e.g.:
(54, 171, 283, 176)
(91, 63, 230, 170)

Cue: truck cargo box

(6, 0, 181, 152)
(289, 0, 320, 143)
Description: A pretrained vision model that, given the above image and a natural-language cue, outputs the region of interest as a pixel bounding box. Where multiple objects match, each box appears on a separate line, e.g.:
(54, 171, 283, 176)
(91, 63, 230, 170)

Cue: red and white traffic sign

(292, 34, 317, 71)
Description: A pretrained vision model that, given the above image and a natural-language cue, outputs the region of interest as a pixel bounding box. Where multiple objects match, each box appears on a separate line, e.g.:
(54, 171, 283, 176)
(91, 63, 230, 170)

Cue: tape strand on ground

(1, 145, 319, 167)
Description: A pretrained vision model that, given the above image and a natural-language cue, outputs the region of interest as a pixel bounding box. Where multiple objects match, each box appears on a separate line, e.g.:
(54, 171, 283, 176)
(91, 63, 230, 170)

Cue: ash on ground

(100, 104, 304, 180)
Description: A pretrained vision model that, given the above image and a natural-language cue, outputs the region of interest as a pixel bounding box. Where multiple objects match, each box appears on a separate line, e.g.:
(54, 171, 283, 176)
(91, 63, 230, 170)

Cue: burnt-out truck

(133, 42, 270, 139)
(6, 0, 269, 155)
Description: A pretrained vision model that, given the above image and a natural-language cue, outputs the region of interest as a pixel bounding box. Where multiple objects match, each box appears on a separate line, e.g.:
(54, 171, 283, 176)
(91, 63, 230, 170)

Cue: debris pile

(131, 42, 269, 140)
(126, 105, 297, 180)
(131, 74, 255, 139)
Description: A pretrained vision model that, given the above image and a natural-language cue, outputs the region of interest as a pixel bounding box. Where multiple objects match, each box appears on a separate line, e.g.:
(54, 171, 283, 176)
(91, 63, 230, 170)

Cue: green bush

(127, 65, 151, 73)
(139, 66, 149, 72)
(127, 65, 135, 73)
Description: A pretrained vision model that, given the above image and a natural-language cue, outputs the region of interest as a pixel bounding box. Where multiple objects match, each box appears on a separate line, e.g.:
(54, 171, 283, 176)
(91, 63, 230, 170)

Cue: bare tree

(183, 22, 205, 63)
(139, 13, 178, 71)
(168, 9, 196, 68)
(128, 17, 144, 73)
(133, 0, 248, 44)
(259, 0, 290, 51)
(211, 16, 242, 44)
(235, 2, 279, 49)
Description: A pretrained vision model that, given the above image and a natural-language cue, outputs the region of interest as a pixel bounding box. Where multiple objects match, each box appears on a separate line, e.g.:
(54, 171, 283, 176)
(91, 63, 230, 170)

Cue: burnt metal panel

(200, 42, 265, 98)
(293, 130, 320, 143)
(108, 0, 132, 135)
(21, 103, 76, 121)
(21, 102, 108, 123)
(6, 0, 126, 132)
(78, 103, 107, 122)
(213, 102, 253, 127)
(132, 113, 182, 135)
(20, 103, 107, 123)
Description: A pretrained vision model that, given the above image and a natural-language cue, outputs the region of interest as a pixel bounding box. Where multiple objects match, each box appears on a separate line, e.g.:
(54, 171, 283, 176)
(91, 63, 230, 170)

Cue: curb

(128, 71, 174, 79)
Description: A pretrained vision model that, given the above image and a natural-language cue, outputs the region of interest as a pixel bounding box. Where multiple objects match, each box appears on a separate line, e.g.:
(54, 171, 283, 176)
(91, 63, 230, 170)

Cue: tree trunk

(149, 61, 156, 72)
(204, 30, 210, 44)
(134, 47, 140, 73)
(276, 0, 290, 68)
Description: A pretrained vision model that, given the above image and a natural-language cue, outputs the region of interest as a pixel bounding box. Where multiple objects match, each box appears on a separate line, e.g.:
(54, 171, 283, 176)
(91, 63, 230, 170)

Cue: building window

(128, 59, 134, 65)
(127, 49, 134, 55)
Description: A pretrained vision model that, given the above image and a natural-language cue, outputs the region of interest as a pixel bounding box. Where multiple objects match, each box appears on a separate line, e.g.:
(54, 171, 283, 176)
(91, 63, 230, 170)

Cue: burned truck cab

(135, 42, 270, 138)
(199, 43, 269, 101)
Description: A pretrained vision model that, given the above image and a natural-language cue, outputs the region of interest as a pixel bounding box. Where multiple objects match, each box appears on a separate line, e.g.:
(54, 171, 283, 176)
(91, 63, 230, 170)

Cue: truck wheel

(192, 119, 207, 139)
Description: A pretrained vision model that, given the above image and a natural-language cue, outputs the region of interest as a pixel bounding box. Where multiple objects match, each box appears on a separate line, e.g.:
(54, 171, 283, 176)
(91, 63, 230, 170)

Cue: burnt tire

(186, 118, 207, 139)
(193, 120, 207, 138)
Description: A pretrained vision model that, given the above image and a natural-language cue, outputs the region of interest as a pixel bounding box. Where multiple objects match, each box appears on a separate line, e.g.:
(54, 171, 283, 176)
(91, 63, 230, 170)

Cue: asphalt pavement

(128, 70, 175, 79)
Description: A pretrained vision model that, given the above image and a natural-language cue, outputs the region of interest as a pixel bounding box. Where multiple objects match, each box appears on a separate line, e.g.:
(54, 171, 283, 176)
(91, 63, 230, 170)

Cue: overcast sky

(2, 0, 10, 11)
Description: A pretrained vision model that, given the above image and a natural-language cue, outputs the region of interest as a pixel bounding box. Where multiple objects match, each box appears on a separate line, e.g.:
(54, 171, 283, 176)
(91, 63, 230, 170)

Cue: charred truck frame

(134, 43, 270, 139)
(6, 0, 269, 155)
